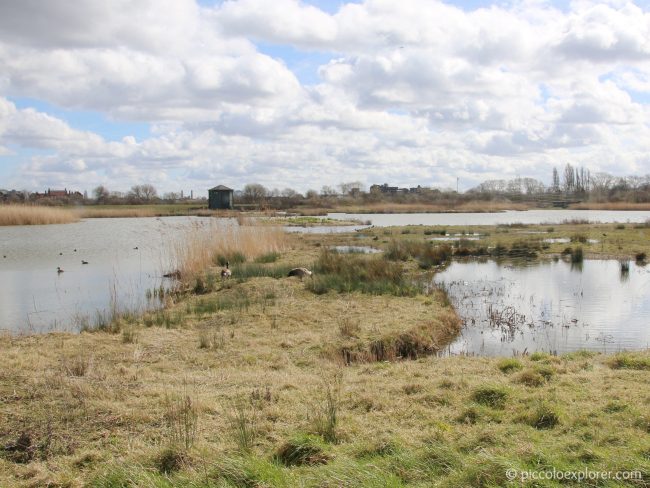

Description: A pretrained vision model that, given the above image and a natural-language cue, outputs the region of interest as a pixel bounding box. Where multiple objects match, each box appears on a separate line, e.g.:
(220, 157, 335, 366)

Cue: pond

(328, 209, 650, 226)
(0, 216, 216, 334)
(434, 259, 650, 356)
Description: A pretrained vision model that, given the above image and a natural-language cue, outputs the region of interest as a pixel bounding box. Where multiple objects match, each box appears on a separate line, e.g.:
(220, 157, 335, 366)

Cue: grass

(0, 205, 80, 226)
(2, 224, 650, 486)
(307, 250, 418, 296)
(171, 220, 288, 287)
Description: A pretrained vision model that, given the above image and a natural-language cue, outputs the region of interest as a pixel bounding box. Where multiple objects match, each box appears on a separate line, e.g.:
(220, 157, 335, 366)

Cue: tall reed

(170, 221, 288, 286)
(0, 205, 79, 226)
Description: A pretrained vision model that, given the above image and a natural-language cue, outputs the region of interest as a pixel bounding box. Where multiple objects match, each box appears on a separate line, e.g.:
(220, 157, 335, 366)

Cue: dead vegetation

(0, 205, 80, 226)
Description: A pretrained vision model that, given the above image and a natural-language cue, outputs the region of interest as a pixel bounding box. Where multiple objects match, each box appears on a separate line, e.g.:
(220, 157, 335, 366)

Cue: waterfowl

(221, 261, 232, 279)
(287, 267, 312, 280)
(163, 270, 181, 279)
(133, 246, 139, 250)
(59, 252, 63, 256)
(81, 260, 89, 265)
(57, 267, 64, 273)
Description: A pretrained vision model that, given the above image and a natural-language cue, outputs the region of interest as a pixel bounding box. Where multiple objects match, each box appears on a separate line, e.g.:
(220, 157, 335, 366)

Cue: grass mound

(273, 435, 330, 467)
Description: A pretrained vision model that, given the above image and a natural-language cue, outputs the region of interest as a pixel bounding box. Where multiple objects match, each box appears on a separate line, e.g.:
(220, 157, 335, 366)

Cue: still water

(328, 209, 650, 226)
(0, 217, 214, 333)
(434, 259, 650, 356)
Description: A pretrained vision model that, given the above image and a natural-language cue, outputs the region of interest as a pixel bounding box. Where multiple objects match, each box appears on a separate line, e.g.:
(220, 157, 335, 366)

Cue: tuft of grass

(515, 369, 545, 387)
(164, 391, 198, 450)
(471, 386, 508, 409)
(273, 434, 330, 466)
(215, 252, 246, 266)
(313, 372, 342, 443)
(226, 399, 258, 452)
(525, 402, 561, 429)
(121, 327, 137, 344)
(608, 352, 650, 370)
(254, 252, 281, 263)
(154, 446, 188, 474)
(308, 250, 417, 296)
(497, 358, 523, 374)
(529, 351, 550, 361)
(62, 352, 92, 377)
(635, 252, 646, 263)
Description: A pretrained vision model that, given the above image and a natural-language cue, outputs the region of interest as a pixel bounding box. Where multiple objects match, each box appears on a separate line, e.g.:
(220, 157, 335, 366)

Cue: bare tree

(93, 185, 110, 203)
(242, 183, 268, 203)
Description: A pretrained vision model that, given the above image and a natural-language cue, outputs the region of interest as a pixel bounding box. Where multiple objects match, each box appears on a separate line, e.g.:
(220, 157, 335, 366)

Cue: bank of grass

(1, 303, 647, 487)
(0, 205, 80, 226)
(360, 221, 650, 261)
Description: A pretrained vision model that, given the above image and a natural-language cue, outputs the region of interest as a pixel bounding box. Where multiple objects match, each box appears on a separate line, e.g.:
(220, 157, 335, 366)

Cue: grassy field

(1, 225, 649, 486)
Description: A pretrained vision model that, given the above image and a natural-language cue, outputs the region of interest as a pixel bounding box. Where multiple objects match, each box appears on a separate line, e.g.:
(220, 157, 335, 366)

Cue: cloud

(1, 0, 650, 194)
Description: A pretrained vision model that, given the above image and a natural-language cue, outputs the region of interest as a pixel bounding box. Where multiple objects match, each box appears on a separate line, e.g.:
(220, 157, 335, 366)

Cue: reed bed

(78, 207, 161, 218)
(171, 221, 288, 285)
(0, 205, 79, 226)
(570, 201, 650, 210)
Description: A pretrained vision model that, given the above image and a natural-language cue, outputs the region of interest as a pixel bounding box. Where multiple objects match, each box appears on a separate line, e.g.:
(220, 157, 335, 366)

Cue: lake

(0, 216, 216, 333)
(434, 259, 650, 356)
(328, 209, 650, 226)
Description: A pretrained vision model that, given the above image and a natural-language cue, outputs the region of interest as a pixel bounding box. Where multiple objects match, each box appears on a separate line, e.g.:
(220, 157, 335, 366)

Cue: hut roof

(209, 185, 233, 191)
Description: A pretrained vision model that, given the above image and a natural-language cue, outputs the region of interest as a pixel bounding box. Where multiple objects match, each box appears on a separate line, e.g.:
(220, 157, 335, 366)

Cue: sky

(1, 0, 650, 195)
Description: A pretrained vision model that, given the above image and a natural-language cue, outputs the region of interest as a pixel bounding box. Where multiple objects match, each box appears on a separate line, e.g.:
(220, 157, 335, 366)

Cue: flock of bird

(4, 248, 312, 280)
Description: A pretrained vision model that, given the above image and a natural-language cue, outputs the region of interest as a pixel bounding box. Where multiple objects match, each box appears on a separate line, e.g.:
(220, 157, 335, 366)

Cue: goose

(287, 267, 312, 280)
(81, 260, 89, 265)
(221, 261, 232, 279)
(57, 267, 64, 273)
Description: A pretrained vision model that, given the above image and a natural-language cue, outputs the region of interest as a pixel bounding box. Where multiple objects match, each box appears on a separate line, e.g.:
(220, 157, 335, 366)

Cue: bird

(59, 252, 63, 256)
(73, 249, 77, 252)
(133, 246, 139, 250)
(81, 260, 89, 265)
(163, 270, 181, 279)
(221, 261, 232, 279)
(57, 267, 64, 273)
(287, 267, 312, 280)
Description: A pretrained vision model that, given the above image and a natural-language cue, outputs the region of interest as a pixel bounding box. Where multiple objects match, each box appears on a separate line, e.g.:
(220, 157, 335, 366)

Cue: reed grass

(171, 221, 288, 286)
(0, 205, 79, 226)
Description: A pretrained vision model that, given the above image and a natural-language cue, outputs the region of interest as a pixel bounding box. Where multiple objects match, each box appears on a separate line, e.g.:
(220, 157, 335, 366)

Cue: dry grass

(294, 201, 530, 215)
(0, 205, 80, 226)
(569, 202, 650, 210)
(171, 221, 289, 286)
(78, 207, 162, 218)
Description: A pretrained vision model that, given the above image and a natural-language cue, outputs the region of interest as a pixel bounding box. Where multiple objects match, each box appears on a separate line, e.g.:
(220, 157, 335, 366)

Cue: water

(328, 209, 650, 226)
(0, 216, 215, 333)
(434, 259, 650, 356)
(330, 245, 382, 254)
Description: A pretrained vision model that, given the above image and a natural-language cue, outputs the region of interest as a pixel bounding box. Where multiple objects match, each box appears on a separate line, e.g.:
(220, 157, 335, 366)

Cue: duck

(81, 260, 89, 265)
(221, 261, 232, 279)
(57, 267, 64, 273)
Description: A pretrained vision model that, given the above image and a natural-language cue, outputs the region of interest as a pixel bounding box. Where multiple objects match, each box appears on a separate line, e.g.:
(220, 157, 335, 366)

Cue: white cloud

(1, 0, 650, 193)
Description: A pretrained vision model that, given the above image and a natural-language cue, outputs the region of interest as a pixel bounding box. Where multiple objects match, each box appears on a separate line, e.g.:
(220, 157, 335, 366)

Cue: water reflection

(434, 259, 650, 356)
(328, 209, 650, 226)
(0, 216, 215, 333)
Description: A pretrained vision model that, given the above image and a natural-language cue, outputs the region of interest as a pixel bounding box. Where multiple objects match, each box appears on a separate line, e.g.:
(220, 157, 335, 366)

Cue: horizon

(1, 0, 650, 194)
